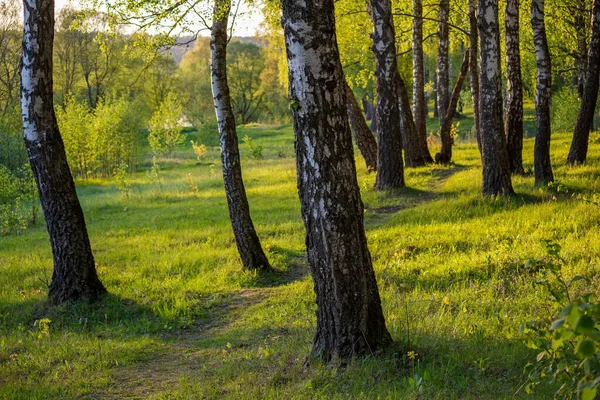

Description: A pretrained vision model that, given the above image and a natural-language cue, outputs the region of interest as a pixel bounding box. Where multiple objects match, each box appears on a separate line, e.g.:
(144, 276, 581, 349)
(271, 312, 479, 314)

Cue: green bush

(520, 241, 600, 400)
(57, 97, 143, 178)
(148, 93, 185, 156)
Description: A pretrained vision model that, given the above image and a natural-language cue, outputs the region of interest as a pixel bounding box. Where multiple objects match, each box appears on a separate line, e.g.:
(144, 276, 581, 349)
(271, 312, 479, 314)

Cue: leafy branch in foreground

(519, 240, 600, 399)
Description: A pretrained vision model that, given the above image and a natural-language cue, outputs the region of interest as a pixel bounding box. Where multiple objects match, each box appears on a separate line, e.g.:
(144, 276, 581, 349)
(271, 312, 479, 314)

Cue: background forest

(3, 0, 600, 398)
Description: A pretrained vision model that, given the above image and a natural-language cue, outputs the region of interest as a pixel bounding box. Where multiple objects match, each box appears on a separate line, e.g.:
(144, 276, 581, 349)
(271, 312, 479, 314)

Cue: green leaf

(537, 351, 546, 361)
(577, 339, 596, 358)
(561, 303, 574, 317)
(567, 304, 582, 327)
(581, 387, 597, 400)
(550, 317, 566, 331)
(576, 315, 596, 335)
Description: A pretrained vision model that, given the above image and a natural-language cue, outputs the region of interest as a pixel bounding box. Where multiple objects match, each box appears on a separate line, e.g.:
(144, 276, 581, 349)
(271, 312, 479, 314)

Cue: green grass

(2, 121, 600, 398)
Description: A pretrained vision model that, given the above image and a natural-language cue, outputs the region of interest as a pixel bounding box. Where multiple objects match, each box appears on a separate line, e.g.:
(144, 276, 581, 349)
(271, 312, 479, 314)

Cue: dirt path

(369, 166, 468, 215)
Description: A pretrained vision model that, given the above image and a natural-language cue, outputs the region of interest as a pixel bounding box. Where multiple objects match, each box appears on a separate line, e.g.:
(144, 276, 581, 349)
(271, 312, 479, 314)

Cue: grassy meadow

(3, 120, 600, 398)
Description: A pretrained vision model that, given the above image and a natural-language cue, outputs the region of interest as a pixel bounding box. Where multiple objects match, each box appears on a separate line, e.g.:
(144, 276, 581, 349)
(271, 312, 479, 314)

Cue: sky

(54, 0, 265, 37)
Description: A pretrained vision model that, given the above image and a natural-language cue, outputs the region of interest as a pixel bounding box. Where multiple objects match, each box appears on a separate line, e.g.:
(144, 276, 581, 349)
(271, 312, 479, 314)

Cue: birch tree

(21, 0, 106, 304)
(568, 0, 600, 165)
(437, 0, 450, 128)
(345, 81, 378, 171)
(211, 0, 271, 271)
(370, 0, 405, 189)
(412, 0, 433, 164)
(478, 0, 514, 196)
(397, 72, 429, 167)
(505, 0, 524, 175)
(436, 50, 470, 164)
(468, 0, 481, 154)
(531, 0, 554, 186)
(281, 0, 391, 361)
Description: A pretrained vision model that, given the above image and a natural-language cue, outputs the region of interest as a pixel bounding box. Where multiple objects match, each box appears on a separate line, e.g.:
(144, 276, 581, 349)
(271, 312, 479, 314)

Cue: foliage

(520, 241, 600, 399)
(57, 97, 143, 178)
(113, 163, 132, 200)
(227, 41, 266, 125)
(148, 92, 185, 156)
(0, 163, 37, 235)
(551, 88, 581, 133)
(0, 106, 28, 174)
(178, 38, 216, 126)
(242, 134, 264, 160)
(190, 140, 207, 160)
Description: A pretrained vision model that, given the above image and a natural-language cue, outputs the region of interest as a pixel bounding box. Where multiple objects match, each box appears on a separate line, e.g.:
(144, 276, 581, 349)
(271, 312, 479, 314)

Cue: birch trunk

(281, 0, 392, 362)
(568, 0, 600, 165)
(412, 0, 432, 164)
(436, 50, 470, 164)
(478, 0, 514, 196)
(505, 0, 525, 175)
(345, 81, 378, 171)
(21, 0, 106, 304)
(211, 0, 271, 271)
(370, 0, 405, 189)
(531, 0, 554, 186)
(468, 0, 482, 154)
(437, 0, 450, 127)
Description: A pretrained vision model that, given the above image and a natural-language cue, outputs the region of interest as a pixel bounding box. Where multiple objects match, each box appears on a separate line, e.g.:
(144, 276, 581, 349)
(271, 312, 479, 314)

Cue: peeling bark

(345, 81, 378, 171)
(568, 0, 600, 165)
(478, 0, 514, 196)
(531, 0, 554, 186)
(370, 0, 405, 189)
(21, 0, 106, 304)
(505, 0, 525, 175)
(436, 50, 470, 164)
(281, 0, 391, 362)
(211, 0, 271, 271)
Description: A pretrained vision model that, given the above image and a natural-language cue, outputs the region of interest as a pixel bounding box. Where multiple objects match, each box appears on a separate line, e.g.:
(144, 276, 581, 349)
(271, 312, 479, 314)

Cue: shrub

(242, 135, 263, 160)
(57, 97, 142, 178)
(519, 241, 600, 400)
(190, 140, 207, 160)
(148, 93, 185, 156)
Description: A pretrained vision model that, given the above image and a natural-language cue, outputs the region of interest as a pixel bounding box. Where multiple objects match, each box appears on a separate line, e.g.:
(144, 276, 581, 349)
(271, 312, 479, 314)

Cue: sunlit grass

(2, 123, 600, 398)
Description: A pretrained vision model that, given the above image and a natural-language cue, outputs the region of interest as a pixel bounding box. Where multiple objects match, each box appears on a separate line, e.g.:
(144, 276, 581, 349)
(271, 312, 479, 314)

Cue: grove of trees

(3, 0, 600, 396)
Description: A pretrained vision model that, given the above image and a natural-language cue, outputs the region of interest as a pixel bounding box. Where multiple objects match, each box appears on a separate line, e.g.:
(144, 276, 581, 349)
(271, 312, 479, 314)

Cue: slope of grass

(2, 122, 600, 399)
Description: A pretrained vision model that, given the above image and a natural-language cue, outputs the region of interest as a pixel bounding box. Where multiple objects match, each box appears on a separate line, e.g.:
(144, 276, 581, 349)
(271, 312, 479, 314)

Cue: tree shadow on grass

(0, 293, 169, 336)
(246, 246, 310, 288)
(91, 312, 552, 399)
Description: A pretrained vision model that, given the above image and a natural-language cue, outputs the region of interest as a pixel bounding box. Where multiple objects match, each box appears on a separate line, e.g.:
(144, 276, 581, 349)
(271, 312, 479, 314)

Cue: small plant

(427, 131, 440, 147)
(519, 240, 599, 400)
(450, 121, 460, 143)
(186, 173, 199, 195)
(547, 181, 569, 195)
(34, 318, 51, 340)
(147, 156, 164, 197)
(243, 135, 264, 160)
(114, 163, 131, 200)
(190, 140, 207, 161)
